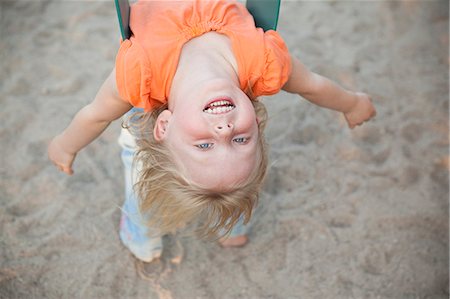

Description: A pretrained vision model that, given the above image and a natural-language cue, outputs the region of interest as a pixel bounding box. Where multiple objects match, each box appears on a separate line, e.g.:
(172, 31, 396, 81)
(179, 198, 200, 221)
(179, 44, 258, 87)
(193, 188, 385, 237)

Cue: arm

(282, 56, 376, 128)
(48, 68, 132, 175)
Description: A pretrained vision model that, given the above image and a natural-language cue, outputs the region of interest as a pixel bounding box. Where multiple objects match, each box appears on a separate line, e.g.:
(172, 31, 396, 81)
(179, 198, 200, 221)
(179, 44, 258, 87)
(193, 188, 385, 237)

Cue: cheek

(175, 117, 206, 138)
(240, 110, 258, 131)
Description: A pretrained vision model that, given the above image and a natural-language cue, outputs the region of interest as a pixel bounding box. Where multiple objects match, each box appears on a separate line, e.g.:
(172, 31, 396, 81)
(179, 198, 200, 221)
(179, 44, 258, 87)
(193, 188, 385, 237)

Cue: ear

(153, 109, 172, 142)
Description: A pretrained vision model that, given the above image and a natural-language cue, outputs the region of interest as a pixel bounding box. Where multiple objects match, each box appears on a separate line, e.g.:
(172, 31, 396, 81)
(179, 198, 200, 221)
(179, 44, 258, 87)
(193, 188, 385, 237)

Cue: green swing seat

(114, 0, 281, 40)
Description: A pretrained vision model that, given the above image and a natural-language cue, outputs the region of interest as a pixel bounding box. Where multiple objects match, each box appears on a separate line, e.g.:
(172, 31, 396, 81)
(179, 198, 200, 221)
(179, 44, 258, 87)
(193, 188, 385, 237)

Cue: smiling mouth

(203, 99, 235, 114)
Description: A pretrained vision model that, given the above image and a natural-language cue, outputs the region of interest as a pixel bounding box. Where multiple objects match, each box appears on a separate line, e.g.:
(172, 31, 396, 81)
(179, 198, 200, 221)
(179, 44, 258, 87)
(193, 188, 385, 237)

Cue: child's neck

(169, 32, 240, 109)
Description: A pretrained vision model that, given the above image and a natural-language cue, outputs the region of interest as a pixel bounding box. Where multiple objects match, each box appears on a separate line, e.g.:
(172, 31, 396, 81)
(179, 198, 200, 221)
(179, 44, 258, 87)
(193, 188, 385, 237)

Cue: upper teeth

(204, 106, 234, 114)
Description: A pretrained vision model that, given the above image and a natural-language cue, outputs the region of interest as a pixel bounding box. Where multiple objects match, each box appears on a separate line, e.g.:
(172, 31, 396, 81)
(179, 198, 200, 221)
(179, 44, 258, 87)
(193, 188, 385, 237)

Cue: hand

(344, 92, 376, 129)
(48, 135, 76, 175)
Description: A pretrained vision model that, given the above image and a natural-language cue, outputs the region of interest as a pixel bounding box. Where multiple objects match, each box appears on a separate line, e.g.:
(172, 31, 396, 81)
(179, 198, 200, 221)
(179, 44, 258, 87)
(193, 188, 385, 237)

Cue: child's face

(158, 82, 260, 192)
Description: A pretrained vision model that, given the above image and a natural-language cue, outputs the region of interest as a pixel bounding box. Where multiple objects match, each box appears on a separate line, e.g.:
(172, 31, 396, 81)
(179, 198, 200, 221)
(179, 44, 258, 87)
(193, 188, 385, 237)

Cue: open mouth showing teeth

(203, 99, 235, 114)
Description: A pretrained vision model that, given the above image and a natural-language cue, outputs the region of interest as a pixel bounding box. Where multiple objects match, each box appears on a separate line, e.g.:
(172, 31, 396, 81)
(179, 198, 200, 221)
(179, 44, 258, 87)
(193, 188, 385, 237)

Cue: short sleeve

(115, 38, 154, 111)
(252, 30, 292, 97)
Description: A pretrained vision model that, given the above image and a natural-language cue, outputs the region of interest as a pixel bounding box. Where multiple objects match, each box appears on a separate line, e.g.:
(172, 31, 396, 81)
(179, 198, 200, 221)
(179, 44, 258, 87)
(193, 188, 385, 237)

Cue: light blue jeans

(118, 109, 248, 258)
(118, 127, 163, 261)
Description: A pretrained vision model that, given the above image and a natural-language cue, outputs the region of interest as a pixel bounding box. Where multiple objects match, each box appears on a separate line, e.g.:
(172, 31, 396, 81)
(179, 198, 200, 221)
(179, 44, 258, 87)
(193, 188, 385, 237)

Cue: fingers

(52, 161, 73, 175)
(63, 166, 74, 175)
(348, 116, 373, 129)
(346, 95, 377, 129)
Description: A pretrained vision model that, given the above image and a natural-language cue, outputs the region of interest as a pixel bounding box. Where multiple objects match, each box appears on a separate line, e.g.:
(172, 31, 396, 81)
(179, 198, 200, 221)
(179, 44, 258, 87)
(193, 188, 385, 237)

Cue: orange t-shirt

(115, 0, 292, 112)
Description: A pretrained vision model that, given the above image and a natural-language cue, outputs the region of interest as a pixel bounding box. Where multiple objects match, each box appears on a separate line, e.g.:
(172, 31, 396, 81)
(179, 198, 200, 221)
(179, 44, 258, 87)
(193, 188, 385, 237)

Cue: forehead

(170, 145, 260, 192)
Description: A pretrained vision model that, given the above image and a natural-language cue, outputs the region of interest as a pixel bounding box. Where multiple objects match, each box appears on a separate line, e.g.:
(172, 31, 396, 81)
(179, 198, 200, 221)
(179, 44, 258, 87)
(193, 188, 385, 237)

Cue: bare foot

(219, 235, 248, 248)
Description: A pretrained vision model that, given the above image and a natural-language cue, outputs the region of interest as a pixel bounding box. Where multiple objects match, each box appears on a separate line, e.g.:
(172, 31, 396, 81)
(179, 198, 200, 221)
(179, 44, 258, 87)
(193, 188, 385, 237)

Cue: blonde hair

(124, 101, 268, 239)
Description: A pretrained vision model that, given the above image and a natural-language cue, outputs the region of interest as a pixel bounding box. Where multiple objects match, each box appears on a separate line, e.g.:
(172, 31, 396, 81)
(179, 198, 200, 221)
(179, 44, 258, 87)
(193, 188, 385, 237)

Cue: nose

(215, 123, 233, 135)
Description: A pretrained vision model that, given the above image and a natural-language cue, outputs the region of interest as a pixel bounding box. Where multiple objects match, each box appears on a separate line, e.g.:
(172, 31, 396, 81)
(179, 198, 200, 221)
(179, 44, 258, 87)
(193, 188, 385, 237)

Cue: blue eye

(233, 137, 249, 144)
(196, 143, 213, 149)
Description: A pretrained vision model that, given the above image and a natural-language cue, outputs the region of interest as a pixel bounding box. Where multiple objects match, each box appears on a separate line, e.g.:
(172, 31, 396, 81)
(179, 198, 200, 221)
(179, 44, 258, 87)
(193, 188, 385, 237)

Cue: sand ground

(0, 1, 449, 298)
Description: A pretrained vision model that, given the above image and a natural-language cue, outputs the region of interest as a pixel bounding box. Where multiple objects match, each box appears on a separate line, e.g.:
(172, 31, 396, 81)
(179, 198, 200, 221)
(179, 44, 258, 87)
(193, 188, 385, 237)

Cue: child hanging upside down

(48, 0, 376, 262)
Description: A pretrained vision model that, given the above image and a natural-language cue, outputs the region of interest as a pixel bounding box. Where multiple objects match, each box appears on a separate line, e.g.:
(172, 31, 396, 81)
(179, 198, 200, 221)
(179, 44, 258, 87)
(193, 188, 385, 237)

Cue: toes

(219, 235, 248, 248)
